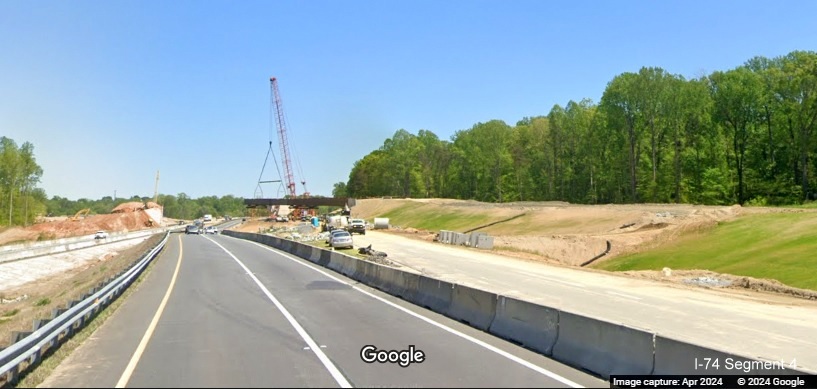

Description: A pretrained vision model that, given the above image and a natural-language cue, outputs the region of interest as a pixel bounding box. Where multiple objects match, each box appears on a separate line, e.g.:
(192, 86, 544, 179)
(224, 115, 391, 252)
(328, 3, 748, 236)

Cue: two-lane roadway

(40, 232, 606, 388)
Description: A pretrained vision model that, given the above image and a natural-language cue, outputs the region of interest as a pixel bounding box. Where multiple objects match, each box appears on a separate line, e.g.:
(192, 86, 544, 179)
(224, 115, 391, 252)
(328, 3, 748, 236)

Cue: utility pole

(153, 170, 160, 203)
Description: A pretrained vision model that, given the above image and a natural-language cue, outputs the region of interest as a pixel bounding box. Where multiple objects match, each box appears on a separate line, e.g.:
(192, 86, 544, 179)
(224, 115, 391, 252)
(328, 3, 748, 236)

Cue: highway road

(351, 231, 817, 373)
(40, 232, 606, 388)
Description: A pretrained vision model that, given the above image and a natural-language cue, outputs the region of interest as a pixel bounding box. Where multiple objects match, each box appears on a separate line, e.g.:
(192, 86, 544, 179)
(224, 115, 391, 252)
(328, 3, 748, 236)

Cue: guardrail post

(32, 319, 50, 331)
(51, 308, 66, 319)
(5, 364, 19, 387)
(10, 331, 32, 344)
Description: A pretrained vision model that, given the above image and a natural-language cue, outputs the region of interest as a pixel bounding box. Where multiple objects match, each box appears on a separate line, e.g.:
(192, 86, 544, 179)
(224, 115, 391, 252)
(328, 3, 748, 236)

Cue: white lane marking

(605, 291, 642, 301)
(206, 238, 352, 388)
(116, 235, 184, 388)
(240, 239, 583, 388)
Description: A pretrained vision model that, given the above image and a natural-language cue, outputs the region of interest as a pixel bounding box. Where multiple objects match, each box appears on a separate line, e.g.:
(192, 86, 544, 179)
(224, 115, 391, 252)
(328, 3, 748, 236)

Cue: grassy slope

(379, 203, 499, 231)
(365, 199, 817, 291)
(593, 212, 817, 290)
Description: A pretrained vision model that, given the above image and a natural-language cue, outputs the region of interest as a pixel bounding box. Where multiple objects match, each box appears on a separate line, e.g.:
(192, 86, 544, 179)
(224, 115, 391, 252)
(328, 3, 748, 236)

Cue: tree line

(44, 194, 249, 221)
(0, 137, 249, 227)
(344, 50, 817, 206)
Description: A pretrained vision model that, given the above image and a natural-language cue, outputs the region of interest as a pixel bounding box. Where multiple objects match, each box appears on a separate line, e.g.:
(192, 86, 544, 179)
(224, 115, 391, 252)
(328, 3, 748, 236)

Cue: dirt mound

(634, 222, 669, 232)
(0, 211, 156, 246)
(112, 201, 145, 213)
(146, 201, 161, 209)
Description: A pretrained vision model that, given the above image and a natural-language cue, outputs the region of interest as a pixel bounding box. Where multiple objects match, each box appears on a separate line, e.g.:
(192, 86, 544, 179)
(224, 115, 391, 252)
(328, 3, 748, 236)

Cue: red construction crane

(270, 77, 298, 199)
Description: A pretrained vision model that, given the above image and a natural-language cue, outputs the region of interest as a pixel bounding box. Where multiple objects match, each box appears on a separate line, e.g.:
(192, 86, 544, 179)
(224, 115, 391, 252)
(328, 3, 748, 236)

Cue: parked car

(94, 230, 109, 239)
(185, 225, 200, 235)
(326, 229, 348, 245)
(348, 219, 366, 235)
(330, 230, 354, 249)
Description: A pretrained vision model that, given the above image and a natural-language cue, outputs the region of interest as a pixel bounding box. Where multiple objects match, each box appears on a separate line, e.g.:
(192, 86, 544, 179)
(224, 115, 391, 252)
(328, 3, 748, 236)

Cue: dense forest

(345, 51, 817, 206)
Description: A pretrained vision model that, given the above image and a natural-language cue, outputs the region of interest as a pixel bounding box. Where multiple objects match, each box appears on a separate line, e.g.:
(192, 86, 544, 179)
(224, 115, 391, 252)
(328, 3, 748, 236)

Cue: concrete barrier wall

(222, 229, 812, 379)
(327, 251, 356, 278)
(489, 296, 558, 356)
(653, 335, 801, 375)
(447, 284, 497, 331)
(552, 311, 654, 378)
(409, 276, 454, 314)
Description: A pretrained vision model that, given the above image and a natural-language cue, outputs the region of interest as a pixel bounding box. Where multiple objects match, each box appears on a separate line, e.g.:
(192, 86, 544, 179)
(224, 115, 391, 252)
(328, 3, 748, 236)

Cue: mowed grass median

(594, 211, 817, 291)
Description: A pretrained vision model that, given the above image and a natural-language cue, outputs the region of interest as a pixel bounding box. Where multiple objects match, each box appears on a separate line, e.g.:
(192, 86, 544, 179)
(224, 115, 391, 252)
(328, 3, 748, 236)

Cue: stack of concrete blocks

(437, 230, 494, 250)
(452, 232, 469, 246)
(476, 234, 494, 249)
(468, 232, 486, 248)
(442, 230, 449, 244)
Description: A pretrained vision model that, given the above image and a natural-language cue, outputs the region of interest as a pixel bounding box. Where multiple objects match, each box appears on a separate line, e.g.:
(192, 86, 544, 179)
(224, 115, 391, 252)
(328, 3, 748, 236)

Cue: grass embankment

(379, 203, 501, 231)
(594, 212, 817, 291)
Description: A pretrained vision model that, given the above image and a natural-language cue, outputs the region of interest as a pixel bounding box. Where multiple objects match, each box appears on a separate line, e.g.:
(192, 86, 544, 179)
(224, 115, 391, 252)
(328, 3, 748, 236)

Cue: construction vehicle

(70, 208, 91, 221)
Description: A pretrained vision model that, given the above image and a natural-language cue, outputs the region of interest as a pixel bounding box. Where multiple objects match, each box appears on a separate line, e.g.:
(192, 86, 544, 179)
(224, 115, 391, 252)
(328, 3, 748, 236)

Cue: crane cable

(254, 94, 286, 198)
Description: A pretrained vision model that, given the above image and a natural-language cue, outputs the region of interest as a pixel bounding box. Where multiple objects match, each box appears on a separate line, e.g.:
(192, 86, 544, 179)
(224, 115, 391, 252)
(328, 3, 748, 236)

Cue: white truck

(203, 214, 212, 222)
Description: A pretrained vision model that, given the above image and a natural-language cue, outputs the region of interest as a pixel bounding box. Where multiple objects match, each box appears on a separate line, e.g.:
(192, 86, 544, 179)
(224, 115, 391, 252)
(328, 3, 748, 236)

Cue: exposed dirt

(0, 204, 168, 246)
(348, 198, 817, 301)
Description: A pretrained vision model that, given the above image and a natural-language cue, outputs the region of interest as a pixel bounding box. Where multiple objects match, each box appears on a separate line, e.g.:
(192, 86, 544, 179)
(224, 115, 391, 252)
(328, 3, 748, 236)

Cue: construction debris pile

(358, 244, 392, 265)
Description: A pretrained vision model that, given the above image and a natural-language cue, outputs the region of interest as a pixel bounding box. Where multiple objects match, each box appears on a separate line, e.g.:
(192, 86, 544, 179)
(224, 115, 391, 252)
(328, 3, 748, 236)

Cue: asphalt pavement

(39, 232, 607, 388)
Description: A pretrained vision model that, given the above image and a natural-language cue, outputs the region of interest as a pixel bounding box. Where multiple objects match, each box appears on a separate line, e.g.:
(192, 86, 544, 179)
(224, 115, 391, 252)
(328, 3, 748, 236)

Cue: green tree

(332, 182, 348, 197)
(0, 137, 44, 226)
(710, 67, 764, 204)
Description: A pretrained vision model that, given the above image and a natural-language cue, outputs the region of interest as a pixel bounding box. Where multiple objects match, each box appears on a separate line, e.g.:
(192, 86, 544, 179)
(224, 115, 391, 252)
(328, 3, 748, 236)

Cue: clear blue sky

(2, 0, 815, 201)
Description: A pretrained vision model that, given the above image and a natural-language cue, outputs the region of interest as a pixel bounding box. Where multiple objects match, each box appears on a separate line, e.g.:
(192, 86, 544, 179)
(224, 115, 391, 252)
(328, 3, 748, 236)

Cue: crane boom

(270, 77, 297, 198)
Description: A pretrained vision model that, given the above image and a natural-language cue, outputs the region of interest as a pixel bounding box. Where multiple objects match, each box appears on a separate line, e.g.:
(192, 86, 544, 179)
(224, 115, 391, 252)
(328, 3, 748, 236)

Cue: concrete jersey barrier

(489, 296, 559, 356)
(552, 311, 655, 378)
(221, 230, 814, 379)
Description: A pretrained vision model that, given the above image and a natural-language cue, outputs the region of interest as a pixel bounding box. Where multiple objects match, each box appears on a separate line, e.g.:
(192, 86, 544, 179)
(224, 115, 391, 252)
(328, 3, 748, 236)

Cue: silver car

(330, 231, 353, 249)
(326, 229, 347, 245)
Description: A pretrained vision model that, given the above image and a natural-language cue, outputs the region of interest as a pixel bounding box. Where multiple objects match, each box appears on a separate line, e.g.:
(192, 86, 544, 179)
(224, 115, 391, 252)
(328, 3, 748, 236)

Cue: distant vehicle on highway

(330, 230, 354, 249)
(185, 225, 200, 235)
(203, 214, 212, 222)
(94, 231, 109, 239)
(348, 219, 366, 235)
(204, 226, 217, 234)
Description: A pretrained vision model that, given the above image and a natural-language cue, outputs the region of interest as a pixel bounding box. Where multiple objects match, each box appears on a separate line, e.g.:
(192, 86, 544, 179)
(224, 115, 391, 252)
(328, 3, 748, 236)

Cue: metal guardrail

(0, 232, 170, 386)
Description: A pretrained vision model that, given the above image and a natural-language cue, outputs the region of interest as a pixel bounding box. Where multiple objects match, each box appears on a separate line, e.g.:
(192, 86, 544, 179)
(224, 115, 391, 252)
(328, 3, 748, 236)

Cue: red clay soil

(0, 208, 156, 246)
(112, 201, 146, 213)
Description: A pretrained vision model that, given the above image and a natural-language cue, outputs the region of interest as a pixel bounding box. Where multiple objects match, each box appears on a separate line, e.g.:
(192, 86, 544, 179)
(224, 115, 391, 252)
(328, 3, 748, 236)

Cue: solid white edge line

(205, 237, 352, 388)
(238, 238, 584, 388)
(116, 234, 184, 388)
